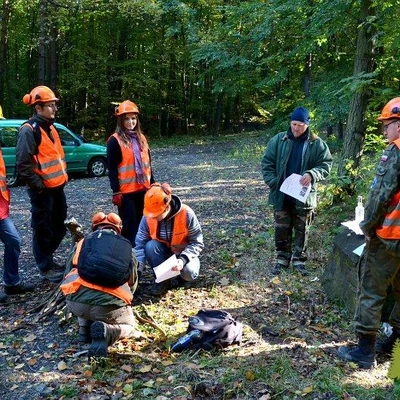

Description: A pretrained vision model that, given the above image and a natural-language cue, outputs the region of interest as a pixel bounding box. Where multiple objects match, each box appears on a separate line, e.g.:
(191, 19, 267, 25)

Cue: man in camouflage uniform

(261, 106, 332, 276)
(338, 97, 400, 369)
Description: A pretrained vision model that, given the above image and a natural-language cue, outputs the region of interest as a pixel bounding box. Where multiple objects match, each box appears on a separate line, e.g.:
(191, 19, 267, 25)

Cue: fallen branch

(133, 304, 167, 338)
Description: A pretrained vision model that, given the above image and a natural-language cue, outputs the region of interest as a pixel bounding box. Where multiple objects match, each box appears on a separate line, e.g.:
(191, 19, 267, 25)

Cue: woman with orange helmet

(107, 100, 154, 246)
(135, 182, 204, 296)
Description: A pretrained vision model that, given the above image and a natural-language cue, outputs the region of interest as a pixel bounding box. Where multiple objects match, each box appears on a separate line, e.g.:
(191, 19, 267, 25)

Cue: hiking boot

(294, 263, 309, 276)
(88, 321, 108, 359)
(88, 321, 121, 360)
(376, 330, 400, 355)
(337, 335, 376, 369)
(150, 280, 171, 296)
(40, 267, 65, 283)
(0, 292, 8, 303)
(271, 262, 288, 275)
(4, 281, 35, 295)
(78, 323, 92, 344)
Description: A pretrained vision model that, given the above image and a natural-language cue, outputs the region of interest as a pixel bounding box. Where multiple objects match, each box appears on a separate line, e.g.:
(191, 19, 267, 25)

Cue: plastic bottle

(355, 196, 364, 223)
(171, 329, 203, 352)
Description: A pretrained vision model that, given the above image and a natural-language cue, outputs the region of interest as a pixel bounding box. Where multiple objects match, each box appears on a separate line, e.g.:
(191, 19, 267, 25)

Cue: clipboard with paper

(153, 254, 180, 283)
(279, 173, 311, 203)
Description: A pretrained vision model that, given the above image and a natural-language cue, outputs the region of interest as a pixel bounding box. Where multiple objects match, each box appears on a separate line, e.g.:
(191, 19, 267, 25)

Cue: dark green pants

(274, 207, 314, 266)
(354, 237, 400, 335)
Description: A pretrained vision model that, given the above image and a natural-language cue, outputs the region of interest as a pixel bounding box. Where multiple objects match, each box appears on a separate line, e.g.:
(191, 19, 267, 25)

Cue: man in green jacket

(261, 107, 332, 276)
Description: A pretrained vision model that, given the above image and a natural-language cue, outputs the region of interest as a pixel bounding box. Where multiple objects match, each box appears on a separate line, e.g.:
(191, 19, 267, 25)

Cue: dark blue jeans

(0, 217, 22, 286)
(28, 186, 67, 272)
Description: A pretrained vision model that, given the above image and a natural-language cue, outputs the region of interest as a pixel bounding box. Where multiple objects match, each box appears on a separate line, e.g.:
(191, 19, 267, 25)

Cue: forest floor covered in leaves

(0, 132, 397, 399)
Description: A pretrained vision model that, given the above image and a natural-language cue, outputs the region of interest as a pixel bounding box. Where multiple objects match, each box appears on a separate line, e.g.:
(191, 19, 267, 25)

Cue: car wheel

(88, 157, 107, 177)
(6, 175, 19, 188)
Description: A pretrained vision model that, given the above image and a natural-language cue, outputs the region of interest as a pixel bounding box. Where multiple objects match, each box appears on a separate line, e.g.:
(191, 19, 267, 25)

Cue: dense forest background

(0, 0, 399, 168)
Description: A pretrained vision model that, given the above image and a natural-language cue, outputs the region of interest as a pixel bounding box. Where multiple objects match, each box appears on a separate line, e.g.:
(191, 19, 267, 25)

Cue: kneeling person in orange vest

(60, 212, 138, 360)
(135, 182, 204, 296)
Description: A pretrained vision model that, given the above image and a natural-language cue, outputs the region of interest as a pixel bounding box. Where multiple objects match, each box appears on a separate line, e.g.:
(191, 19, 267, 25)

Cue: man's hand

(171, 258, 184, 272)
(299, 173, 312, 186)
(112, 193, 123, 207)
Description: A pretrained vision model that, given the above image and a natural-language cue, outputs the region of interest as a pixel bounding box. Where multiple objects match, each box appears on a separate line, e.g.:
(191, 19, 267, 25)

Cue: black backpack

(77, 230, 133, 288)
(176, 309, 243, 351)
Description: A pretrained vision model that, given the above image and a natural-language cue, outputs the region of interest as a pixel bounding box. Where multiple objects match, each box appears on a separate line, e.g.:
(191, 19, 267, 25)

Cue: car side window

(0, 127, 18, 147)
(57, 127, 78, 146)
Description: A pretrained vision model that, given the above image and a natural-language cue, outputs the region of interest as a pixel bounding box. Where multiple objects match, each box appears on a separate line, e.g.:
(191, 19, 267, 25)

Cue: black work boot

(88, 321, 121, 360)
(376, 329, 400, 355)
(271, 262, 288, 275)
(78, 322, 93, 343)
(337, 334, 376, 369)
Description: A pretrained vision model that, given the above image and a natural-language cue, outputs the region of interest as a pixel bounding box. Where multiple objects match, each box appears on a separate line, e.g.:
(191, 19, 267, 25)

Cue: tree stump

(321, 227, 364, 314)
(322, 226, 394, 321)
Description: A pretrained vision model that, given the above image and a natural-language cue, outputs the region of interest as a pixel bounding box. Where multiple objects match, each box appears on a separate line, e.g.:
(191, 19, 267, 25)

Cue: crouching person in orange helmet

(134, 183, 204, 296)
(60, 212, 138, 360)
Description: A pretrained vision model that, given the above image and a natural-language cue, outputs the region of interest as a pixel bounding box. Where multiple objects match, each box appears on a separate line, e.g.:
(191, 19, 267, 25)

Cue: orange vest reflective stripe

(0, 150, 10, 202)
(376, 138, 400, 239)
(61, 239, 133, 304)
(60, 268, 133, 305)
(147, 206, 189, 253)
(110, 133, 151, 193)
(26, 123, 68, 188)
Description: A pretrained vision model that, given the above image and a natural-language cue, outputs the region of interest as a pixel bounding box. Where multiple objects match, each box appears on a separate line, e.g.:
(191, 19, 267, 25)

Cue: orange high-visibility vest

(60, 268, 133, 305)
(110, 133, 151, 194)
(25, 123, 68, 188)
(0, 150, 10, 202)
(147, 206, 189, 254)
(376, 138, 400, 239)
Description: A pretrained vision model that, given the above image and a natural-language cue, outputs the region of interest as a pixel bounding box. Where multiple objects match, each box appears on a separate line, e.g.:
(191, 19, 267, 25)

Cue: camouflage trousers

(274, 207, 314, 267)
(354, 237, 400, 335)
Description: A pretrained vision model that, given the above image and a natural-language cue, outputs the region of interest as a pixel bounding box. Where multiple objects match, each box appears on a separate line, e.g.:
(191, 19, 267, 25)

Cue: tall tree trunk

(0, 0, 11, 108)
(338, 0, 376, 177)
(302, 53, 312, 98)
(38, 0, 48, 83)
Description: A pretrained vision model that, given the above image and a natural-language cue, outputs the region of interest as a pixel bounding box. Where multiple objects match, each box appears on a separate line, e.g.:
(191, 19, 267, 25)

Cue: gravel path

(0, 134, 271, 399)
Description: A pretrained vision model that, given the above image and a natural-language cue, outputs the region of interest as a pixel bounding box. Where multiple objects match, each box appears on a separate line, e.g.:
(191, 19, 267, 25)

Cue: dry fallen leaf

(139, 364, 152, 373)
(57, 361, 68, 371)
(23, 334, 36, 342)
(302, 385, 313, 394)
(219, 277, 230, 286)
(121, 364, 132, 373)
(27, 358, 37, 366)
(270, 276, 281, 285)
(245, 370, 256, 381)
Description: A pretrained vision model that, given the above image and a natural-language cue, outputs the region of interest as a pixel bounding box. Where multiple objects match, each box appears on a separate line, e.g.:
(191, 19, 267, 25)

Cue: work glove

(112, 192, 123, 207)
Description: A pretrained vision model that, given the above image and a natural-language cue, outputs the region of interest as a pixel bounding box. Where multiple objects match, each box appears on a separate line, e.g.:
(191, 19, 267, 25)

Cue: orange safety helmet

(92, 212, 122, 234)
(378, 97, 400, 121)
(22, 86, 59, 106)
(114, 100, 139, 116)
(144, 183, 172, 218)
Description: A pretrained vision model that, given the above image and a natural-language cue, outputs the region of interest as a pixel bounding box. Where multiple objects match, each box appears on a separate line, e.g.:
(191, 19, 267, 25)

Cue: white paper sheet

(353, 243, 366, 256)
(154, 254, 180, 283)
(279, 173, 311, 203)
(341, 220, 364, 236)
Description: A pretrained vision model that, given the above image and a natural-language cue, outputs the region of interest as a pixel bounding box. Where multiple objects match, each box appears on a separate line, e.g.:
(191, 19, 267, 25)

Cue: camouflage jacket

(261, 130, 332, 210)
(361, 142, 400, 238)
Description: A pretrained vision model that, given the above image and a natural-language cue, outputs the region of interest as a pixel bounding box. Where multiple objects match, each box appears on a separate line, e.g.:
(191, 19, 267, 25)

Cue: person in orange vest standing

(107, 100, 154, 246)
(60, 212, 138, 360)
(135, 182, 204, 296)
(16, 86, 68, 283)
(338, 98, 400, 369)
(0, 147, 35, 302)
